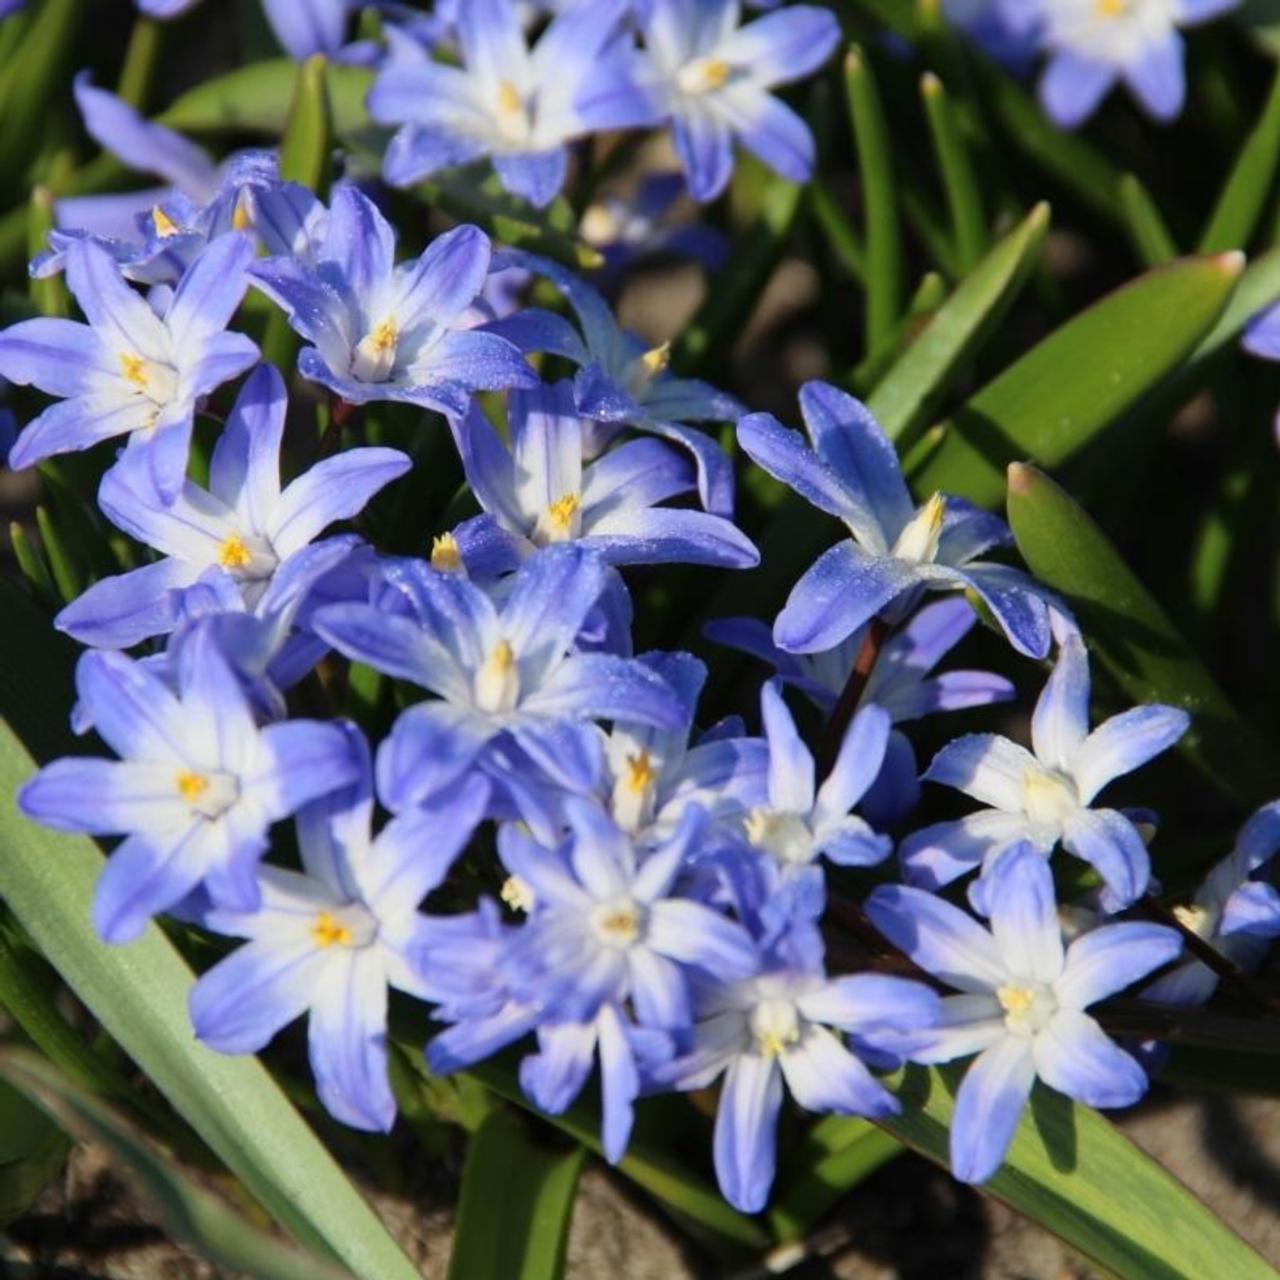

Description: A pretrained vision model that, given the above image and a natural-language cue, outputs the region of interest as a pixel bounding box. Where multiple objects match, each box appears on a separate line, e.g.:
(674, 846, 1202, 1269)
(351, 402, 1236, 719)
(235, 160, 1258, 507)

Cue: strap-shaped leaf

(876, 1064, 1275, 1280)
(869, 202, 1049, 442)
(0, 584, 420, 1280)
(447, 1107, 584, 1280)
(1199, 68, 1280, 253)
(1006, 463, 1280, 808)
(909, 254, 1244, 507)
(0, 1050, 356, 1280)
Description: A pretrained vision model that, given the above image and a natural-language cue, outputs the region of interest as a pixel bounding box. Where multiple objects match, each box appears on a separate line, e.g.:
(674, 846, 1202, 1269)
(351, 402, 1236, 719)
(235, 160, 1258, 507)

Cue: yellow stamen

(490, 639, 514, 673)
(546, 493, 580, 532)
(678, 57, 732, 95)
(176, 770, 209, 803)
(1095, 0, 1126, 16)
(640, 342, 670, 377)
(497, 79, 523, 115)
(430, 532, 463, 573)
(624, 750, 655, 794)
(501, 875, 535, 913)
(595, 905, 641, 944)
(120, 354, 149, 391)
(369, 316, 397, 354)
(152, 205, 180, 238)
(217, 533, 253, 569)
(311, 911, 354, 948)
(232, 195, 253, 232)
(996, 985, 1034, 1021)
(757, 1029, 794, 1060)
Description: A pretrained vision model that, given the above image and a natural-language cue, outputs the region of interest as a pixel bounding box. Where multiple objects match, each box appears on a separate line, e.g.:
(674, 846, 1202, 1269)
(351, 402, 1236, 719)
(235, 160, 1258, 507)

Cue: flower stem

(819, 617, 890, 775)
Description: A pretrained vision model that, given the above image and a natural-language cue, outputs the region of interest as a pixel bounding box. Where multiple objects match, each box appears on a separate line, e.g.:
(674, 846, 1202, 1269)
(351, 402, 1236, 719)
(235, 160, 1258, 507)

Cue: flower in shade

(1144, 801, 1280, 1008)
(314, 543, 684, 804)
(653, 949, 939, 1211)
(56, 363, 409, 649)
(137, 0, 357, 59)
(486, 250, 742, 515)
(737, 381, 1052, 658)
(0, 234, 258, 503)
(189, 733, 490, 1131)
(900, 630, 1189, 912)
(367, 0, 656, 208)
(706, 597, 1015, 825)
(248, 186, 535, 414)
(638, 0, 840, 202)
(867, 844, 1181, 1183)
(1035, 0, 1239, 129)
(943, 0, 1041, 72)
(18, 626, 361, 943)
(451, 380, 758, 571)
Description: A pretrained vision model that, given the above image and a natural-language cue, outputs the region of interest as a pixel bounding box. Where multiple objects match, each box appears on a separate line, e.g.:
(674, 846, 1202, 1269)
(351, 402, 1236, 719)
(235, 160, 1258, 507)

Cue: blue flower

(248, 186, 535, 414)
(654, 953, 939, 1211)
(497, 800, 759, 1027)
(638, 0, 840, 201)
(0, 235, 259, 504)
(1036, 0, 1239, 129)
(314, 543, 686, 803)
(55, 363, 409, 649)
(737, 380, 1052, 657)
(451, 380, 758, 570)
(867, 844, 1181, 1184)
(943, 0, 1041, 72)
(1144, 801, 1280, 1007)
(137, 0, 356, 59)
(1243, 300, 1280, 362)
(707, 598, 1016, 825)
(900, 629, 1189, 912)
(18, 625, 362, 943)
(189, 734, 490, 1131)
(367, 0, 656, 208)
(489, 250, 742, 514)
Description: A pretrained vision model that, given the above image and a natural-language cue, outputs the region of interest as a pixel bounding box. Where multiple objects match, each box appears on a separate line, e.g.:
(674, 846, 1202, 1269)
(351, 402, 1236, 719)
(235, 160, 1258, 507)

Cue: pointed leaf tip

(1006, 462, 1037, 494)
(921, 71, 941, 97)
(1214, 249, 1247, 277)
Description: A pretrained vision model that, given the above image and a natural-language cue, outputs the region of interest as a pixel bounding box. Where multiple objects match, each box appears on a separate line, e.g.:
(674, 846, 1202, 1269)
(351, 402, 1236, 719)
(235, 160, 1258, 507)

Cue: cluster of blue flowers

(949, 0, 1240, 128)
(3, 0, 1279, 1219)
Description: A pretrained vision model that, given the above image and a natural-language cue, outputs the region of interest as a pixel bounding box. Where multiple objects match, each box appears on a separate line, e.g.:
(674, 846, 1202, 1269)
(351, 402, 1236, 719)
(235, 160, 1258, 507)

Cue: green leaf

(846, 46, 904, 358)
(458, 1056, 770, 1252)
(1199, 68, 1280, 253)
(34, 504, 83, 604)
(867, 202, 1050, 443)
(0, 1049, 356, 1280)
(0, 0, 84, 204)
(809, 176, 866, 283)
(447, 1107, 584, 1280)
(1117, 174, 1178, 267)
(0, 583, 421, 1280)
(27, 184, 69, 318)
(909, 253, 1245, 507)
(1006, 463, 1280, 808)
(920, 72, 986, 273)
(116, 14, 164, 110)
(876, 1064, 1275, 1280)
(768, 1117, 901, 1242)
(157, 59, 373, 140)
(279, 54, 334, 195)
(0, 1077, 69, 1227)
(9, 522, 57, 608)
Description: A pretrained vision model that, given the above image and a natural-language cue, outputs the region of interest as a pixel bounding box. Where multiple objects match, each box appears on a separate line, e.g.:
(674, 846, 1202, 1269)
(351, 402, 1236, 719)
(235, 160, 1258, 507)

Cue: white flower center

(494, 79, 532, 145)
(474, 639, 521, 714)
(892, 492, 947, 565)
(611, 750, 657, 834)
(174, 768, 239, 820)
(1021, 767, 1079, 828)
(214, 530, 277, 582)
(118, 351, 178, 406)
(310, 902, 377, 950)
(676, 56, 732, 96)
(744, 808, 814, 866)
(750, 998, 802, 1059)
(532, 492, 582, 545)
(352, 316, 399, 382)
(996, 982, 1057, 1036)
(589, 897, 647, 949)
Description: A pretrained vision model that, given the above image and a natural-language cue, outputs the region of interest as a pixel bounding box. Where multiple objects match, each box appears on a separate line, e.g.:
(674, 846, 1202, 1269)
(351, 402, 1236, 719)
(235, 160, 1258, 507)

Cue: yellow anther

(369, 316, 397, 353)
(1173, 903, 1210, 936)
(232, 195, 253, 232)
(217, 533, 253, 569)
(120, 354, 149, 391)
(546, 493, 581, 532)
(501, 875, 535, 913)
(475, 638, 520, 713)
(640, 342, 670, 377)
(352, 316, 400, 382)
(757, 1028, 796, 1060)
(1095, 0, 1127, 16)
(430, 532, 463, 573)
(497, 79, 523, 115)
(311, 911, 354, 948)
(596, 905, 641, 944)
(892, 491, 947, 565)
(624, 750, 655, 794)
(176, 769, 209, 803)
(678, 56, 732, 95)
(152, 205, 180, 238)
(996, 985, 1034, 1021)
(490, 639, 514, 672)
